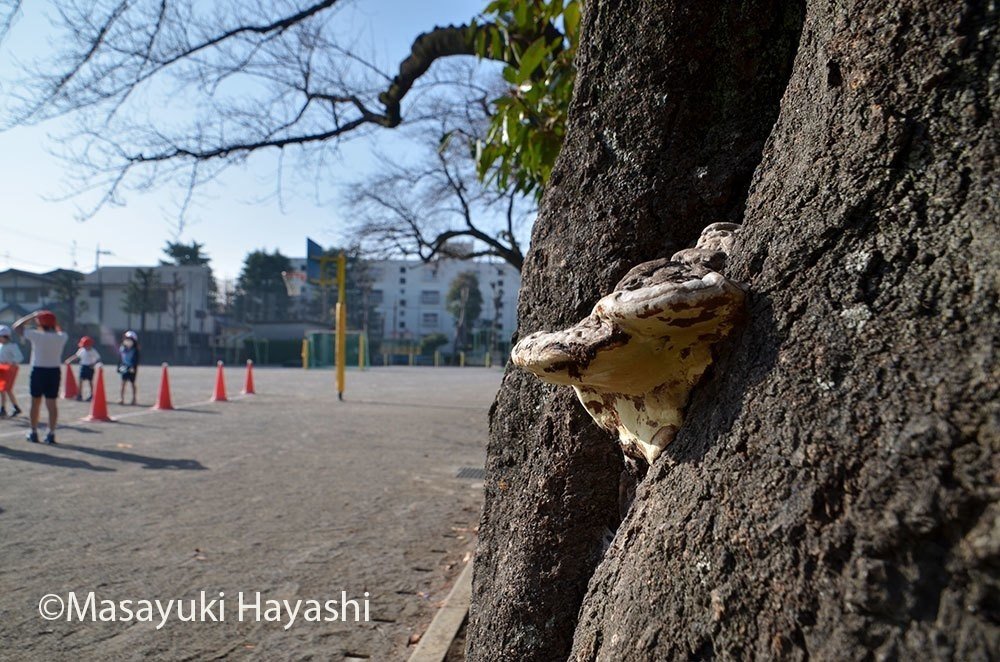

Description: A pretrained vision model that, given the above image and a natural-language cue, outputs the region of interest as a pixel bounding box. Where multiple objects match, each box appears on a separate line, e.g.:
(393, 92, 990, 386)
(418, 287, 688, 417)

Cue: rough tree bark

(471, 0, 998, 660)
(469, 1, 805, 659)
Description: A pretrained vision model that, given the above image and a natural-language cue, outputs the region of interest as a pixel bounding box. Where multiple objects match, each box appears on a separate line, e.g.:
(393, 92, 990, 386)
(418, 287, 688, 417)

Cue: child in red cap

(13, 310, 68, 444)
(64, 335, 101, 401)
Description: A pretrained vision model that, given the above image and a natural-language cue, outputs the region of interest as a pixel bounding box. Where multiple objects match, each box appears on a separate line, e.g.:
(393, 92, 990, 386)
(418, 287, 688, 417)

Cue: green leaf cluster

(471, 0, 581, 199)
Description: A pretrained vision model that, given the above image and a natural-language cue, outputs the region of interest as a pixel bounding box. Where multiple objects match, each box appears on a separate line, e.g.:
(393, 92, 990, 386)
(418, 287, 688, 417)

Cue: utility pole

(95, 244, 114, 332)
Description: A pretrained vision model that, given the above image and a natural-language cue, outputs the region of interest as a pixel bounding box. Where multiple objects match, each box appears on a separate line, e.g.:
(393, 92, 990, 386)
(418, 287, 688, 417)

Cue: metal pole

(335, 251, 347, 400)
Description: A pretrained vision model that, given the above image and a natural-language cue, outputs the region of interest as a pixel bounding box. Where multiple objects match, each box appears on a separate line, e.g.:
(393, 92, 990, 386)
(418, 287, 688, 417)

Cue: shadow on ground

(0, 444, 116, 472)
(58, 444, 207, 470)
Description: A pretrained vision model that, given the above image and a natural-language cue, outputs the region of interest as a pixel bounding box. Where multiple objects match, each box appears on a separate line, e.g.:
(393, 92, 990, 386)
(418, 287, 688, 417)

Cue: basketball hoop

(281, 270, 307, 297)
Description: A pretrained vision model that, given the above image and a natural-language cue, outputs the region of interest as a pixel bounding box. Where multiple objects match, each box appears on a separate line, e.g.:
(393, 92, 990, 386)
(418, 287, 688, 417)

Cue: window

(89, 288, 101, 298)
(399, 277, 406, 284)
(422, 313, 439, 327)
(399, 321, 406, 329)
(370, 289, 383, 305)
(14, 288, 41, 303)
(399, 299, 406, 307)
(399, 266, 406, 273)
(151, 289, 169, 313)
(420, 290, 440, 305)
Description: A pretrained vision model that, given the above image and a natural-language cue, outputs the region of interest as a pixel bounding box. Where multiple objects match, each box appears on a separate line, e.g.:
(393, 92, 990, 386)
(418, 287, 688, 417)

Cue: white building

(367, 258, 520, 347)
(77, 265, 216, 340)
(285, 256, 521, 348)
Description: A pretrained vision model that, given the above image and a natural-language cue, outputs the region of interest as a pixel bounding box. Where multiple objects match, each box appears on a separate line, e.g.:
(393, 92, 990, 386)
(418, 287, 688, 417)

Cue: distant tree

(348, 126, 530, 271)
(161, 240, 210, 266)
(164, 273, 185, 363)
(161, 239, 219, 313)
(49, 269, 85, 331)
(235, 250, 291, 322)
(419, 332, 449, 356)
(446, 271, 483, 352)
(121, 268, 161, 334)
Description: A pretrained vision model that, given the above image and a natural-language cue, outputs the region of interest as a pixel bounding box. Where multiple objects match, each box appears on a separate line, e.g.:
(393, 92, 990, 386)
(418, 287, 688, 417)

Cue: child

(13, 310, 68, 444)
(118, 330, 141, 405)
(0, 325, 24, 418)
(64, 335, 101, 401)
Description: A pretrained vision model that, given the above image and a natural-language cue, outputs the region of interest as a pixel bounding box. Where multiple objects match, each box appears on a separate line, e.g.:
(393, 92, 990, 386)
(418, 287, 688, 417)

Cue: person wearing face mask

(117, 330, 141, 405)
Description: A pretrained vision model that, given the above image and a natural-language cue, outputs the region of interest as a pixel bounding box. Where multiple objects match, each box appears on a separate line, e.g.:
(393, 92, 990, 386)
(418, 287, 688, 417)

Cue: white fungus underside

(511, 224, 745, 464)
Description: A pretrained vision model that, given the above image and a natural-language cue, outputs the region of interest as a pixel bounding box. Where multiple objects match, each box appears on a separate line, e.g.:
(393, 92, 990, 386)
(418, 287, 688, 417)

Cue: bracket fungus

(512, 223, 745, 464)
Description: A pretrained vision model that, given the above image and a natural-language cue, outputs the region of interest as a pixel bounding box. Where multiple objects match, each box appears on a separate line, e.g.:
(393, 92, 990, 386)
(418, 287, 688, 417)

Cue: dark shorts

(30, 367, 61, 399)
(80, 364, 95, 381)
(120, 366, 137, 383)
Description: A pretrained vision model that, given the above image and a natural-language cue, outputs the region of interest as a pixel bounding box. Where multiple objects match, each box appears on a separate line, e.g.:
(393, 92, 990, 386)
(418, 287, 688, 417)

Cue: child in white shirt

(13, 310, 68, 444)
(64, 336, 101, 401)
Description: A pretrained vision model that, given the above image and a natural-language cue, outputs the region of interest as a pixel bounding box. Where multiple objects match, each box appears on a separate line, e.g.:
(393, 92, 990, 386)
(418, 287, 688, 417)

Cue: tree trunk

(471, 0, 997, 660)
(469, 1, 805, 659)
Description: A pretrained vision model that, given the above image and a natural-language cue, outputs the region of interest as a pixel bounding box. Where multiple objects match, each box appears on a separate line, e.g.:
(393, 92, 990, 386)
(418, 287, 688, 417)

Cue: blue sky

(0, 0, 490, 283)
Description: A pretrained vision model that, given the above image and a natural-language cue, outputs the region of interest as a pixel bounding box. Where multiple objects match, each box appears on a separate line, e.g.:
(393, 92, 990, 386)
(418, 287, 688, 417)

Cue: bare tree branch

(347, 118, 530, 271)
(1, 1, 562, 229)
(0, 0, 22, 43)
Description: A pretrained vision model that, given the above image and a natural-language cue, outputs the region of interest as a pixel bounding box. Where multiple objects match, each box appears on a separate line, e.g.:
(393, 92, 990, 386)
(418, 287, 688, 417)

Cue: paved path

(0, 366, 498, 661)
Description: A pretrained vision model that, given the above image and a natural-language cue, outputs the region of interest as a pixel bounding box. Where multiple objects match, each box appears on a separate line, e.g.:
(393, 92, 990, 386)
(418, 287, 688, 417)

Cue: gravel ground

(0, 365, 497, 661)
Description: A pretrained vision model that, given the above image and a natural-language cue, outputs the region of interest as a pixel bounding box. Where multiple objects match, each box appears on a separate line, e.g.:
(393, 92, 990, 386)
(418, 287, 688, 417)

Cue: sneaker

(44, 432, 56, 445)
(26, 429, 39, 443)
(86, 396, 93, 402)
(11, 406, 21, 417)
(75, 395, 83, 402)
(0, 408, 6, 418)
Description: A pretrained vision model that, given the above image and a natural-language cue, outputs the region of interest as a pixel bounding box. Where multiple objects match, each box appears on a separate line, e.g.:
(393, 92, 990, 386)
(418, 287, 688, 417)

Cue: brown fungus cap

(512, 224, 745, 464)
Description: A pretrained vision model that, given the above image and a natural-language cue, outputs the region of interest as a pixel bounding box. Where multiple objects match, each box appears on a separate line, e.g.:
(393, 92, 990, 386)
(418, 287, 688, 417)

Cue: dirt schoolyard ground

(0, 366, 498, 661)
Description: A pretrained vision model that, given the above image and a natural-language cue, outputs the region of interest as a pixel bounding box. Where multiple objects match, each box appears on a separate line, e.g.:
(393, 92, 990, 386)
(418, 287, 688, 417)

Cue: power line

(1, 252, 63, 271)
(0, 224, 147, 268)
(0, 224, 76, 251)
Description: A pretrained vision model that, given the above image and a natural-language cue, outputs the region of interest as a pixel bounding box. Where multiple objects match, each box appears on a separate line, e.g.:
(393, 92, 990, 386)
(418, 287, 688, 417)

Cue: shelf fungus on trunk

(512, 223, 746, 464)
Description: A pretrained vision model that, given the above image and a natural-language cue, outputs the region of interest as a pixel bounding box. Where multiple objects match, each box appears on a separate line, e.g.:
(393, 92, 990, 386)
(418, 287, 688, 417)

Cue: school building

(285, 255, 521, 353)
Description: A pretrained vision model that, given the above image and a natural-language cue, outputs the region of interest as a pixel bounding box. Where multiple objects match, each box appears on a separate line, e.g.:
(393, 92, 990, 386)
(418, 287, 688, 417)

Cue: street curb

(407, 559, 473, 662)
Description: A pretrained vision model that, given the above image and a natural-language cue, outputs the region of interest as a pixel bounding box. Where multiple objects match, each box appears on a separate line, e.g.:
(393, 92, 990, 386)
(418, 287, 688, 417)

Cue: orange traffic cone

(212, 361, 228, 402)
(242, 359, 256, 395)
(63, 363, 79, 399)
(153, 363, 174, 410)
(84, 365, 114, 422)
